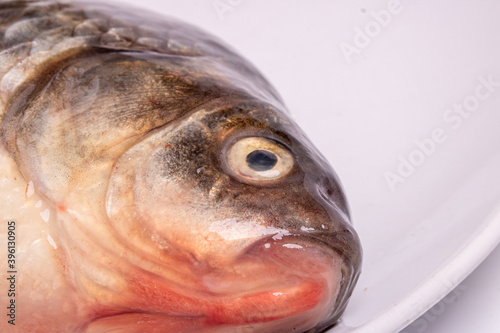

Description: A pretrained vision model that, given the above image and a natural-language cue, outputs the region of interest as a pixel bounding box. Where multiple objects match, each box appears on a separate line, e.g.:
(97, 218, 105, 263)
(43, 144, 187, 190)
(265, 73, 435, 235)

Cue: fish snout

(196, 234, 349, 331)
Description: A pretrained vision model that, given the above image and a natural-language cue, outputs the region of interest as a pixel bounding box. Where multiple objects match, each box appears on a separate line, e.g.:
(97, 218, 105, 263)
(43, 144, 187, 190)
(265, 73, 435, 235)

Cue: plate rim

(329, 202, 500, 333)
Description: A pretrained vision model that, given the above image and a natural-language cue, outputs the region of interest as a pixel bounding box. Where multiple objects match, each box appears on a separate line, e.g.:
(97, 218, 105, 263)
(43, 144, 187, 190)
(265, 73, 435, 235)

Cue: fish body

(0, 1, 361, 332)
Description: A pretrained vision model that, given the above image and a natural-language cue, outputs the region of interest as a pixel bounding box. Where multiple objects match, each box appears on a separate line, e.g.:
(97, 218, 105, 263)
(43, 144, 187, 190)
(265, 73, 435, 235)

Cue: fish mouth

(84, 236, 343, 333)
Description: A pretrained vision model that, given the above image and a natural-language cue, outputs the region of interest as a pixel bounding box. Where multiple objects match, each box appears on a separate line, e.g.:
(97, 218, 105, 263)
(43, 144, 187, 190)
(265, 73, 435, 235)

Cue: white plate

(117, 0, 500, 331)
(401, 243, 500, 333)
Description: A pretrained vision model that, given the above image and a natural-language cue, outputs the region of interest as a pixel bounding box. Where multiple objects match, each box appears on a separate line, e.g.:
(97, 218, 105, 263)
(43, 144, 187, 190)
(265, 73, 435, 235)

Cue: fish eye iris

(226, 136, 294, 184)
(246, 150, 278, 171)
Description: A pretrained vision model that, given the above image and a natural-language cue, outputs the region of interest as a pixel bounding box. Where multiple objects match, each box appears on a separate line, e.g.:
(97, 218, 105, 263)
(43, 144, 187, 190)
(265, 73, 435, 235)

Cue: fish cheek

(105, 118, 246, 266)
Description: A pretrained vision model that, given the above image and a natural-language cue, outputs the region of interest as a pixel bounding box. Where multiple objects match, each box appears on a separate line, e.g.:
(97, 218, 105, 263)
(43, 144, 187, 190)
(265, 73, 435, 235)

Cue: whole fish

(0, 1, 362, 332)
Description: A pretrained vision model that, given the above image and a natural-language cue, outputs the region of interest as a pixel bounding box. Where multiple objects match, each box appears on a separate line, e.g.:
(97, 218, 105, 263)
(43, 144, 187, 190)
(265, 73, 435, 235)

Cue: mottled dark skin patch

(152, 100, 354, 248)
(159, 122, 213, 182)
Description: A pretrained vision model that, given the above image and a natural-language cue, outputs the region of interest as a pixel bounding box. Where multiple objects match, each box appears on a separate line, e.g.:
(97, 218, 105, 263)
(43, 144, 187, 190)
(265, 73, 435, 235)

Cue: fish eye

(226, 137, 294, 184)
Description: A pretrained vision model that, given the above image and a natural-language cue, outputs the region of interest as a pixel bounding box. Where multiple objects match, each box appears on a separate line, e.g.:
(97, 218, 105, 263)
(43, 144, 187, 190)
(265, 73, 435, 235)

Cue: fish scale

(0, 1, 280, 119)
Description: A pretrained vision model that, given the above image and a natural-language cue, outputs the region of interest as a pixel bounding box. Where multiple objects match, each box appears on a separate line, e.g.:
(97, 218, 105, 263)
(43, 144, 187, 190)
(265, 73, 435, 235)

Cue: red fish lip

(84, 236, 343, 332)
(84, 279, 328, 332)
(83, 312, 204, 333)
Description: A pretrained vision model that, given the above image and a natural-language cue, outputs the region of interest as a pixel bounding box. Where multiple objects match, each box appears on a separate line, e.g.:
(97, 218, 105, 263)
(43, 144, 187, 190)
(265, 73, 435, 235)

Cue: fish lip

(245, 231, 360, 328)
(237, 233, 347, 330)
(298, 232, 353, 259)
(90, 310, 204, 321)
(301, 231, 362, 327)
(82, 233, 346, 332)
(84, 277, 326, 330)
(82, 311, 205, 333)
(242, 231, 345, 260)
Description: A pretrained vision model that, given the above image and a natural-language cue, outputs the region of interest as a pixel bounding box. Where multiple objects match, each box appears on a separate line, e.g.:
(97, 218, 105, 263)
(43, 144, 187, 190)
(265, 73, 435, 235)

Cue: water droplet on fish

(26, 180, 34, 198)
(47, 235, 57, 249)
(282, 244, 304, 249)
(40, 208, 50, 222)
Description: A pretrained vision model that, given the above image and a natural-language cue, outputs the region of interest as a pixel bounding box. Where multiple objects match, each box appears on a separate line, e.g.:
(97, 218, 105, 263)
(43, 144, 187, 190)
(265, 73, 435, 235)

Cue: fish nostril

(314, 176, 350, 219)
(318, 184, 334, 203)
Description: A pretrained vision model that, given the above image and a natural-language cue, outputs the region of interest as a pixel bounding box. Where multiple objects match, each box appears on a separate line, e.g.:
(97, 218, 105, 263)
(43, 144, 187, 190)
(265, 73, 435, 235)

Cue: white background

(114, 0, 500, 332)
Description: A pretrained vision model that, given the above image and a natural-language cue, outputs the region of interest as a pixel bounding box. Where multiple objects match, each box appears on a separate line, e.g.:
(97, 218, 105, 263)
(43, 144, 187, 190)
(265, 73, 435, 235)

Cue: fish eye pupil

(246, 150, 278, 171)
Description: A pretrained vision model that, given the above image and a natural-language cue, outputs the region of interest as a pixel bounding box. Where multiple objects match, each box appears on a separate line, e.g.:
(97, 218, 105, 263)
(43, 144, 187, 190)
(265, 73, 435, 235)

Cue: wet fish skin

(0, 1, 362, 333)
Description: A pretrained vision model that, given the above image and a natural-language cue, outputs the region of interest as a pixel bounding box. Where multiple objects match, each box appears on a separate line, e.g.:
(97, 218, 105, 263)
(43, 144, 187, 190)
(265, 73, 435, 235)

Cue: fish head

(104, 97, 361, 330)
(4, 51, 361, 332)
